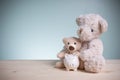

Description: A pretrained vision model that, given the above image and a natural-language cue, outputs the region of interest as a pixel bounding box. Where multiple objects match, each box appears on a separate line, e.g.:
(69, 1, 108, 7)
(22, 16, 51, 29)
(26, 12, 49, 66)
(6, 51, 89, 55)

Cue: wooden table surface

(0, 60, 120, 80)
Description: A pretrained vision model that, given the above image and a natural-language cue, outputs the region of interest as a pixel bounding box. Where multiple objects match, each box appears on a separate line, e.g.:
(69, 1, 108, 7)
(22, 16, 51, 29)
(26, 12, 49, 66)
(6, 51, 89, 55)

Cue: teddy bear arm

(89, 39, 103, 55)
(85, 39, 103, 55)
(80, 39, 103, 61)
(74, 51, 80, 56)
(57, 49, 67, 59)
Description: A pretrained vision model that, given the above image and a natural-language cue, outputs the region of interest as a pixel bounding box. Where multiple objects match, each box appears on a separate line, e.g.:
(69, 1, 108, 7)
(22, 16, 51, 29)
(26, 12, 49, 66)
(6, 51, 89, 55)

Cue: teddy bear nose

(69, 46, 74, 51)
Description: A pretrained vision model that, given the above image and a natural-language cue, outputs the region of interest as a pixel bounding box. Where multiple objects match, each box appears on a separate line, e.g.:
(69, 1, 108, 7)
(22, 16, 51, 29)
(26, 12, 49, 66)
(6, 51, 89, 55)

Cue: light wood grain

(0, 60, 120, 80)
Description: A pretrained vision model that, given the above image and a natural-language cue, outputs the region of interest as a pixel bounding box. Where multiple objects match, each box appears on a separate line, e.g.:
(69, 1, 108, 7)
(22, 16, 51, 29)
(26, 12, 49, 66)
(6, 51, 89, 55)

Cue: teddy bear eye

(67, 42, 70, 45)
(91, 29, 94, 32)
(74, 42, 76, 45)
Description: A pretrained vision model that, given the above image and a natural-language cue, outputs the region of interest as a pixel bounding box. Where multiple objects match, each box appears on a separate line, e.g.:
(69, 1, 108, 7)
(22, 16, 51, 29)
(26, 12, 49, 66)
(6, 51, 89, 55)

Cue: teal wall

(0, 0, 120, 60)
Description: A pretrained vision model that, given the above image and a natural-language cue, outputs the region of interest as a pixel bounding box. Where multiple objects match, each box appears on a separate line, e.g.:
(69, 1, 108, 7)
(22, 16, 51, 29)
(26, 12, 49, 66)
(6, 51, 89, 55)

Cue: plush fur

(55, 37, 82, 71)
(76, 14, 108, 72)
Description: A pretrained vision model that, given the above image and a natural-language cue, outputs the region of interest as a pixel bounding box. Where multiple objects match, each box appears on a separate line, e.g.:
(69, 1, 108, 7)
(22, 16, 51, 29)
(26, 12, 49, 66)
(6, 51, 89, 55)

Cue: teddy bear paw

(84, 55, 105, 73)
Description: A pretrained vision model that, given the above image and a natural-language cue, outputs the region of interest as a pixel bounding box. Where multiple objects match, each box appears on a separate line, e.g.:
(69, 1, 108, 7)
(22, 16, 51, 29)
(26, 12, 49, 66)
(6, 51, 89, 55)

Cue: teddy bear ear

(72, 37, 81, 43)
(74, 37, 80, 41)
(63, 38, 68, 44)
(99, 18, 108, 33)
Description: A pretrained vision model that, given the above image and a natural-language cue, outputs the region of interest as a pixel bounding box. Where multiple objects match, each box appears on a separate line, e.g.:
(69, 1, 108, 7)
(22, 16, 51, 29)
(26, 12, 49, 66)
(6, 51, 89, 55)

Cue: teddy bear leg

(73, 68, 77, 71)
(55, 61, 65, 68)
(84, 56, 105, 73)
(79, 60, 84, 70)
(66, 68, 70, 71)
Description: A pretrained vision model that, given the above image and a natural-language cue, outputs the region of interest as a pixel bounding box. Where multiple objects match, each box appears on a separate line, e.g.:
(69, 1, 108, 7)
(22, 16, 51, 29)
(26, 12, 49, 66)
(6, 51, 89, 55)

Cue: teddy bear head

(63, 37, 81, 53)
(76, 14, 108, 41)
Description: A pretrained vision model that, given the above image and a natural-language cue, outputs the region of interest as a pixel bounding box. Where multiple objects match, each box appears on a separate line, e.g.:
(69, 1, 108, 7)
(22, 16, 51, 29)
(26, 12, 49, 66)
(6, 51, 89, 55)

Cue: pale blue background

(0, 0, 120, 60)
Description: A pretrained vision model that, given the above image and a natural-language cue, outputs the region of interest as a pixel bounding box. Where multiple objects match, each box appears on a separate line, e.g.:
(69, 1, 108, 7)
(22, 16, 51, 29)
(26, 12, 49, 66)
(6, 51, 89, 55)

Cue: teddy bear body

(64, 53, 79, 71)
(76, 14, 107, 72)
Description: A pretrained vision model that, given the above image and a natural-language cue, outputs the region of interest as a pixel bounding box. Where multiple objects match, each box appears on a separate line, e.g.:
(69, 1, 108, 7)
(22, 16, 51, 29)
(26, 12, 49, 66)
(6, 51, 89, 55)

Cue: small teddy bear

(76, 14, 108, 72)
(55, 37, 82, 71)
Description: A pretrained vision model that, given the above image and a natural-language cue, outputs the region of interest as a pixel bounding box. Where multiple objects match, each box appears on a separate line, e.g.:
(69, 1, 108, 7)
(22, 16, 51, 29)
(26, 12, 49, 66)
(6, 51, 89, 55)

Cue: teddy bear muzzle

(69, 46, 74, 51)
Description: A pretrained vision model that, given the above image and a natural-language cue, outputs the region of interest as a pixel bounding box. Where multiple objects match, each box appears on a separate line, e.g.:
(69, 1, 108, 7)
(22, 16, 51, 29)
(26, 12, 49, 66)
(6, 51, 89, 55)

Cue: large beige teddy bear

(55, 37, 82, 69)
(76, 14, 108, 72)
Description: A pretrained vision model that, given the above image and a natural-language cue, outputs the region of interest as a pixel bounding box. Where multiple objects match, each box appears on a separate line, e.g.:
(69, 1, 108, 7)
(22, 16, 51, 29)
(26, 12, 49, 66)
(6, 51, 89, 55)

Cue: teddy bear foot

(66, 68, 70, 71)
(84, 56, 105, 73)
(73, 69, 77, 71)
(66, 68, 77, 71)
(55, 62, 65, 68)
